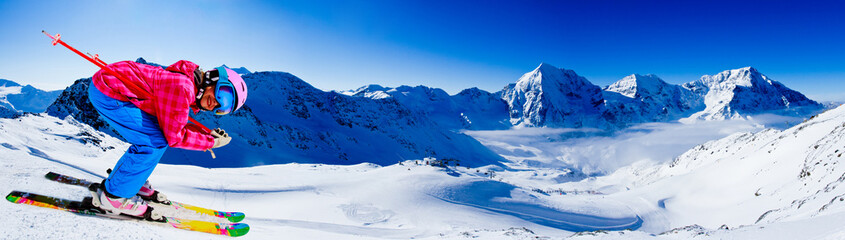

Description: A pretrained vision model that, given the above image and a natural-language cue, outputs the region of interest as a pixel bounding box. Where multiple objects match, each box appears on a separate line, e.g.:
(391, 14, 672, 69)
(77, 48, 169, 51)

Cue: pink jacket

(92, 60, 214, 151)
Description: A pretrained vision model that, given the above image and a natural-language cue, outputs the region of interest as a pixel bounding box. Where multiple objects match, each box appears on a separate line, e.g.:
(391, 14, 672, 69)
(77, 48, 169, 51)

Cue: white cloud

(465, 115, 807, 176)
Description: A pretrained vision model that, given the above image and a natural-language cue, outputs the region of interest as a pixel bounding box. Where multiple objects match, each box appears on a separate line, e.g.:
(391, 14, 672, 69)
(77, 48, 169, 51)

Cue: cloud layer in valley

(465, 114, 809, 176)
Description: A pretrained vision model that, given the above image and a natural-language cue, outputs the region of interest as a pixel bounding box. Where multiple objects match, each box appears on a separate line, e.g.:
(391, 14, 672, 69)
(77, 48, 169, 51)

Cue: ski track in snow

(192, 186, 318, 194)
(25, 146, 106, 179)
(428, 180, 643, 232)
(249, 217, 424, 239)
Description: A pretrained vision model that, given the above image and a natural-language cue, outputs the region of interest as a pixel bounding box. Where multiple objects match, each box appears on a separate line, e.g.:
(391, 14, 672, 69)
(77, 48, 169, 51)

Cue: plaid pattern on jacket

(92, 60, 214, 151)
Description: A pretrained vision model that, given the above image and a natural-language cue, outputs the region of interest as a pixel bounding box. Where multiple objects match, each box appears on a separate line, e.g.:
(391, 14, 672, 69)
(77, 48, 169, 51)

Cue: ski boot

(88, 181, 164, 222)
(106, 169, 170, 205)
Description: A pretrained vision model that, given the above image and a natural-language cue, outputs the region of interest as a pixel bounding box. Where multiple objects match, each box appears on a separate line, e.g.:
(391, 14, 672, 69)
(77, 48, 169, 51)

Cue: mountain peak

(605, 74, 668, 98)
(728, 66, 760, 79)
(738, 66, 757, 73)
(695, 67, 766, 89)
(685, 67, 822, 120)
(518, 63, 588, 89)
(133, 57, 166, 69)
(345, 84, 393, 99)
(626, 74, 664, 84)
(458, 87, 484, 95)
(534, 62, 560, 74)
(0, 79, 21, 87)
(505, 63, 607, 128)
(354, 84, 391, 93)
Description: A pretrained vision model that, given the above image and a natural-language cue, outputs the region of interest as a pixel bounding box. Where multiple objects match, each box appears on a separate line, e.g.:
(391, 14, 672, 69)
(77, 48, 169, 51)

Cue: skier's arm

(154, 82, 214, 151)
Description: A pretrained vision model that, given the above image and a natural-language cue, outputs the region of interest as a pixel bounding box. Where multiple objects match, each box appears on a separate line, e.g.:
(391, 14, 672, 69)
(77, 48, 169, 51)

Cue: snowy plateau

(1, 59, 843, 239)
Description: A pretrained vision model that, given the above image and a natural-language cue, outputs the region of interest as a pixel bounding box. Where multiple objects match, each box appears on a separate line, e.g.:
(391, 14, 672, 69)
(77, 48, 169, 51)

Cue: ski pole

(42, 30, 218, 158)
(42, 31, 148, 95)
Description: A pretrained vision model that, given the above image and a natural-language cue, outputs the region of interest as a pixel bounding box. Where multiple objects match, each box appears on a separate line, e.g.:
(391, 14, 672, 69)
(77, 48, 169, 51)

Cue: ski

(5, 191, 250, 237)
(45, 172, 246, 223)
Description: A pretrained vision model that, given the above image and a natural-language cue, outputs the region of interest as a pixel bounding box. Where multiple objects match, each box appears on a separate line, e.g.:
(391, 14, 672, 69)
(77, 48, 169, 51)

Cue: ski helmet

(210, 67, 248, 115)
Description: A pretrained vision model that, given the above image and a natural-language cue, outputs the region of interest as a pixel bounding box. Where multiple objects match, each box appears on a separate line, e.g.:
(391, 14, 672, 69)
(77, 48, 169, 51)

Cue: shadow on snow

(431, 180, 643, 232)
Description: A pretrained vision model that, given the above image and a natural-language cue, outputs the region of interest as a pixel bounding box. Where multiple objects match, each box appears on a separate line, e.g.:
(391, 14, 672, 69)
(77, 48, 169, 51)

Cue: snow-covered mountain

(346, 85, 459, 129)
(0, 79, 17, 87)
(46, 77, 118, 136)
(344, 85, 510, 130)
(573, 104, 845, 232)
(41, 59, 825, 170)
(342, 84, 392, 99)
(452, 87, 512, 130)
(682, 67, 822, 121)
(344, 64, 820, 131)
(501, 63, 613, 128)
(45, 59, 505, 168)
(604, 74, 704, 123)
(187, 72, 504, 167)
(0, 79, 62, 114)
(0, 104, 19, 118)
(498, 64, 821, 128)
(132, 57, 165, 68)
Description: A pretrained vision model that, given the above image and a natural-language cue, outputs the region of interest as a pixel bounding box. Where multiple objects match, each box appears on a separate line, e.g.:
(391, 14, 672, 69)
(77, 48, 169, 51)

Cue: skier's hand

(211, 128, 231, 148)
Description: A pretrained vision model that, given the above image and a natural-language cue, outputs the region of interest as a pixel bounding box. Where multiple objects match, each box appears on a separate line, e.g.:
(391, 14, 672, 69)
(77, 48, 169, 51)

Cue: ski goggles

(213, 67, 237, 115)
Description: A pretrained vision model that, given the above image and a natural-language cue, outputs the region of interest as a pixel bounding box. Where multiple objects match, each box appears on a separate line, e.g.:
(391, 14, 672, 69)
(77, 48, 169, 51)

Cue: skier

(87, 60, 247, 218)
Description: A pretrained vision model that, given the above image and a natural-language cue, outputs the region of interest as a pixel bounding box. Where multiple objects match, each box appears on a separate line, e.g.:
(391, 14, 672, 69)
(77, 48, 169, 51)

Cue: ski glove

(211, 128, 231, 148)
(212, 128, 227, 137)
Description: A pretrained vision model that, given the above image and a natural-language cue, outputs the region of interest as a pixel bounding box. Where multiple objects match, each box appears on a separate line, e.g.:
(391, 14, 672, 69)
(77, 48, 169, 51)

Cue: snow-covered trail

(0, 114, 644, 239)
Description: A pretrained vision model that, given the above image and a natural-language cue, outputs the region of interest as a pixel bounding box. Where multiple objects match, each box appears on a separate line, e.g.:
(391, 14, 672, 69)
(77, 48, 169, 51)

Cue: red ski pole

(42, 30, 213, 134)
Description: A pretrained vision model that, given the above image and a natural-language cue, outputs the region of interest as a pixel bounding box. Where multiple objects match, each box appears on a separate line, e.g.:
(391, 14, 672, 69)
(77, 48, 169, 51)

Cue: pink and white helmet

(212, 67, 248, 115)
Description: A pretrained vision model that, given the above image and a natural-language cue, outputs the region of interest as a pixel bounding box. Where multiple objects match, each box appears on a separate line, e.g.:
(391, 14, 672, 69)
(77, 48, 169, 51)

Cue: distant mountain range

(341, 85, 511, 130)
(30, 59, 826, 167)
(0, 79, 63, 116)
(45, 59, 505, 168)
(350, 63, 822, 129)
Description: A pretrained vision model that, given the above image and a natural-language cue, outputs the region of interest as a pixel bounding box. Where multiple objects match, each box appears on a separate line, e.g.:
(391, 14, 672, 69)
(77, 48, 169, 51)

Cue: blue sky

(1, 0, 843, 100)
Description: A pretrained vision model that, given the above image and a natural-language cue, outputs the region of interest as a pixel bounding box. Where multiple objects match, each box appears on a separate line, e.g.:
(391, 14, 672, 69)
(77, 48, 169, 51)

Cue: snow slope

(6, 110, 845, 239)
(558, 104, 845, 236)
(0, 114, 644, 239)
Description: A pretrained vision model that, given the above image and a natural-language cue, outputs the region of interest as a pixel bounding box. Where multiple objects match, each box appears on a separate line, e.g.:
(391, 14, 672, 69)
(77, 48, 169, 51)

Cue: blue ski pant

(88, 85, 169, 198)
